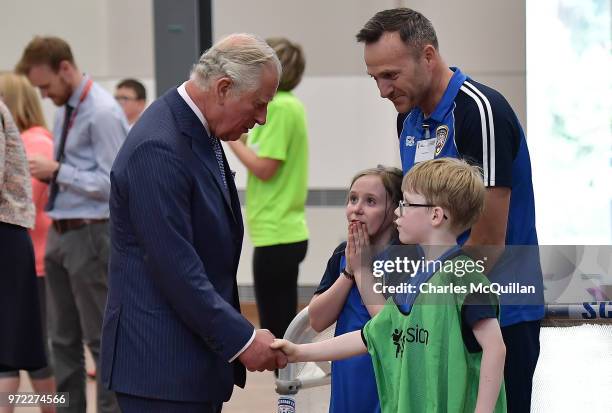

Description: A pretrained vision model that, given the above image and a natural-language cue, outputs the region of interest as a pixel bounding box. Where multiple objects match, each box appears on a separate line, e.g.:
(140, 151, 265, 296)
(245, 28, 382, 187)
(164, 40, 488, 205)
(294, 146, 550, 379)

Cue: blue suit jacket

(100, 88, 253, 403)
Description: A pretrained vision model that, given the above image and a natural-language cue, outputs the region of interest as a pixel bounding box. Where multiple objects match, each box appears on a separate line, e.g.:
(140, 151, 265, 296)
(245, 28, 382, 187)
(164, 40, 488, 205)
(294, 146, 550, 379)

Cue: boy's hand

(270, 339, 300, 363)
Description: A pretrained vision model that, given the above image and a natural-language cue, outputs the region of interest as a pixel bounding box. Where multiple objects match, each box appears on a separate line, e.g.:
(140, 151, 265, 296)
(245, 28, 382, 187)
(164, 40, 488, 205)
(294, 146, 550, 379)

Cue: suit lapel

(164, 89, 235, 218)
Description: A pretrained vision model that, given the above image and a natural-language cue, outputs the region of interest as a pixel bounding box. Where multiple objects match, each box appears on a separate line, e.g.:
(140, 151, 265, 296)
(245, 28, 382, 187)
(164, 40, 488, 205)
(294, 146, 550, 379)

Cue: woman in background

(228, 37, 309, 344)
(0, 73, 55, 413)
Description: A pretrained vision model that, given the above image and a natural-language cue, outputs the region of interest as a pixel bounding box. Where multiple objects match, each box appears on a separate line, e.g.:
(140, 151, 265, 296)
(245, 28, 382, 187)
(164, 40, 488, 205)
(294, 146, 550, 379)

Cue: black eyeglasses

(114, 95, 139, 102)
(398, 200, 448, 219)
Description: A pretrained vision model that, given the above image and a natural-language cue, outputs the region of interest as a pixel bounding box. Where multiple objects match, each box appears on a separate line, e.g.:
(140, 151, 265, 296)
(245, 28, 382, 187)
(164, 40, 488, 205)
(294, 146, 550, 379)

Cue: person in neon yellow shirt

(228, 37, 309, 342)
(273, 158, 507, 413)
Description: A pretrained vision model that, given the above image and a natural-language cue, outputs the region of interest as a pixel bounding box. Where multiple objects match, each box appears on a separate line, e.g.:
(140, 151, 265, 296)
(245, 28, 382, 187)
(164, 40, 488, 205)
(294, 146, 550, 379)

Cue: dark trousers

(117, 392, 222, 413)
(253, 240, 308, 339)
(501, 319, 541, 413)
(45, 222, 119, 413)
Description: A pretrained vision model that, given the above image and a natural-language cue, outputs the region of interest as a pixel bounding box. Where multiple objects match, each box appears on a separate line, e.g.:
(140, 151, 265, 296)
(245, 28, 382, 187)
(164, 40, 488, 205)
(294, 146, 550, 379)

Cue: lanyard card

(414, 138, 436, 163)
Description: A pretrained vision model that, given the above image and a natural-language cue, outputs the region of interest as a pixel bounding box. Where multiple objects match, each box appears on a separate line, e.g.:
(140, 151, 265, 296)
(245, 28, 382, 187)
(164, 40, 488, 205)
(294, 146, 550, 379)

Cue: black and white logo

(434, 125, 449, 156)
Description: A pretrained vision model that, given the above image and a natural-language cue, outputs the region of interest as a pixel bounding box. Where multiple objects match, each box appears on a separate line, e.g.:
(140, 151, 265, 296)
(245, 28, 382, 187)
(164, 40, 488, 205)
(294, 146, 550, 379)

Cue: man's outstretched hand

(238, 329, 288, 372)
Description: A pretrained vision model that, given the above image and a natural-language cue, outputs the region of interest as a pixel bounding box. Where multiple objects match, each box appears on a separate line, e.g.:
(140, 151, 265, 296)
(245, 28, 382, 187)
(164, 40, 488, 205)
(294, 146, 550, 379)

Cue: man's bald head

(215, 33, 262, 49)
(191, 33, 281, 93)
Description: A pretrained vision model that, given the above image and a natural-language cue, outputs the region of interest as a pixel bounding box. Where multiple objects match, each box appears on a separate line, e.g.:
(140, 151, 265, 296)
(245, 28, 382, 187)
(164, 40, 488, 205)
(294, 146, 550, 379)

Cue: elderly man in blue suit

(100, 34, 287, 412)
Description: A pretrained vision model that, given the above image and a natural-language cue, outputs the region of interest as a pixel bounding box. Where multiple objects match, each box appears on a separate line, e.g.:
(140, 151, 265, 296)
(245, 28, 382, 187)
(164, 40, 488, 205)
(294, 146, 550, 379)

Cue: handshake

(238, 329, 291, 372)
(238, 329, 304, 372)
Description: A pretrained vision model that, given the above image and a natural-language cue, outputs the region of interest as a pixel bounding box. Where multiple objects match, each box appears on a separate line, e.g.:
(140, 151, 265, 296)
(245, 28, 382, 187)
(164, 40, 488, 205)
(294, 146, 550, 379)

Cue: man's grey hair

(191, 33, 282, 93)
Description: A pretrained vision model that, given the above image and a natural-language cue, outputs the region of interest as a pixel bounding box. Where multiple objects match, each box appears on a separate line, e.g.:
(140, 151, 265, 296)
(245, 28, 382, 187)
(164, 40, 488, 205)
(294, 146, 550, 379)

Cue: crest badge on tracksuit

(434, 125, 449, 156)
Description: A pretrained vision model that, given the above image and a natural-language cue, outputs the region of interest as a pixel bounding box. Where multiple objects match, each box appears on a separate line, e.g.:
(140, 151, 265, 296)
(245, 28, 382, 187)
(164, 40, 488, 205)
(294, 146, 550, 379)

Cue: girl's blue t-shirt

(315, 243, 380, 413)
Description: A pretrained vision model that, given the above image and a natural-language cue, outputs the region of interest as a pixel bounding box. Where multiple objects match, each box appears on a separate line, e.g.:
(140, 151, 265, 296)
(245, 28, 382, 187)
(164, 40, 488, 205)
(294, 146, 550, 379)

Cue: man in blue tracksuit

(356, 8, 544, 412)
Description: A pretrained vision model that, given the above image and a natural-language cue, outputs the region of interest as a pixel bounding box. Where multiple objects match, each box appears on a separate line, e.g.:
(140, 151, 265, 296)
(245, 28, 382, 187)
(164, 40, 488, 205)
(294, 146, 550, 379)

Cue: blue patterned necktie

(210, 135, 227, 189)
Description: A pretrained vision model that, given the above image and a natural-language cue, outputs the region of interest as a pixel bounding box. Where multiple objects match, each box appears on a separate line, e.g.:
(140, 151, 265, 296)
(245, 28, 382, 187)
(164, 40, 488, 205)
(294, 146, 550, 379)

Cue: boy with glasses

(273, 158, 507, 413)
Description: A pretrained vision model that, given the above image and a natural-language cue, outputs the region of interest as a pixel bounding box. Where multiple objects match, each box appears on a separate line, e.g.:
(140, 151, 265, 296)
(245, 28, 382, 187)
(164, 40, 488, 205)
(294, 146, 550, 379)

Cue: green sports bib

(363, 256, 507, 413)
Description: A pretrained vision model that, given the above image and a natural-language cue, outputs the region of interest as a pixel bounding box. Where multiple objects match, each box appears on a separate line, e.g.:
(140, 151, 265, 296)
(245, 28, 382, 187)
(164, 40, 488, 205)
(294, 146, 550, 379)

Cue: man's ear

(214, 76, 233, 104)
(422, 45, 436, 65)
(57, 60, 72, 80)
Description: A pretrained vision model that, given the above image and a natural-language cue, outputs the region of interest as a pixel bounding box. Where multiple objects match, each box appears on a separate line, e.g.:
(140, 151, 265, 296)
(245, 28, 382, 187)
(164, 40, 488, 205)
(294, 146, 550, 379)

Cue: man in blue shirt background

(356, 8, 543, 413)
(18, 36, 126, 413)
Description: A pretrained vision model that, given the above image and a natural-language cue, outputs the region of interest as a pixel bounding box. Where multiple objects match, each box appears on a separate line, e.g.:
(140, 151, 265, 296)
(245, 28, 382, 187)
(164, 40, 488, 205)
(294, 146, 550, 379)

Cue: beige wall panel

(1, 0, 110, 76)
(107, 0, 155, 79)
(212, 0, 399, 76)
(400, 0, 526, 73)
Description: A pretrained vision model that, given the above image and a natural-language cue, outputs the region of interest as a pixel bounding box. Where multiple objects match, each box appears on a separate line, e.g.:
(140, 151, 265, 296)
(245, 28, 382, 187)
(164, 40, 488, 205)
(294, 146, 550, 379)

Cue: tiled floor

(13, 303, 312, 413)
